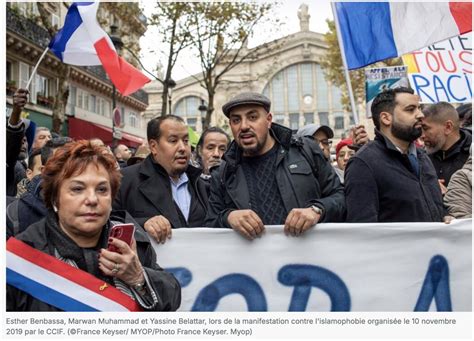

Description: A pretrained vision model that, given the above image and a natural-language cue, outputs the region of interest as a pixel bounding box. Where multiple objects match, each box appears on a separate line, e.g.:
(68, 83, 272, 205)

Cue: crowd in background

(6, 87, 472, 311)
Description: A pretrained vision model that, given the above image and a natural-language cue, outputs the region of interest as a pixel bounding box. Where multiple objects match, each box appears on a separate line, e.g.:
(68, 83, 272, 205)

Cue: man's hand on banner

(443, 215, 454, 224)
(227, 210, 265, 240)
(284, 208, 320, 237)
(144, 215, 172, 244)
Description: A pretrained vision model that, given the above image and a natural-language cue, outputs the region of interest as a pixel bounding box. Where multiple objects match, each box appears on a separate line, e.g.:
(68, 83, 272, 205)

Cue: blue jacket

(344, 130, 444, 222)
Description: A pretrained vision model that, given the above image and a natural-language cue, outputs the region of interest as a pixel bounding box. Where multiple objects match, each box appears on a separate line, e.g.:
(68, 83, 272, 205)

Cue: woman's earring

(53, 204, 58, 213)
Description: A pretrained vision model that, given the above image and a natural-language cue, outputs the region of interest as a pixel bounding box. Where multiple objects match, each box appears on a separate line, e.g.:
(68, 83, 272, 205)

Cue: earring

(53, 204, 58, 213)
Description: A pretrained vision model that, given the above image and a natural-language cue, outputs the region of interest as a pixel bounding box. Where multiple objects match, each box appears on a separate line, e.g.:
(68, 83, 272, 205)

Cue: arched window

(129, 112, 138, 128)
(173, 96, 207, 132)
(262, 62, 347, 134)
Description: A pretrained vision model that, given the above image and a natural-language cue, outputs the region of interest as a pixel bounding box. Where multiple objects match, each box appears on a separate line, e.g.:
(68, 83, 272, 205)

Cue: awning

(68, 117, 144, 148)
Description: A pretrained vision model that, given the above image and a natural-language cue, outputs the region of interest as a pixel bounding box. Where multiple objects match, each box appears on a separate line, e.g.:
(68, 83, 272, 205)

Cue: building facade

(144, 4, 372, 140)
(6, 2, 149, 148)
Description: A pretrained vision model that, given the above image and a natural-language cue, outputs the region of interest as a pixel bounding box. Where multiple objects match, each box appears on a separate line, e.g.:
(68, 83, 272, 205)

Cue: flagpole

(331, 2, 359, 126)
(25, 46, 49, 90)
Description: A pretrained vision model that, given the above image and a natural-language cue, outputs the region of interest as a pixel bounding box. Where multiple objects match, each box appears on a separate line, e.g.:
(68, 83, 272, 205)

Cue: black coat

(7, 212, 181, 311)
(344, 130, 445, 222)
(6, 175, 47, 239)
(6, 123, 25, 197)
(205, 123, 346, 228)
(429, 129, 472, 186)
(113, 155, 208, 228)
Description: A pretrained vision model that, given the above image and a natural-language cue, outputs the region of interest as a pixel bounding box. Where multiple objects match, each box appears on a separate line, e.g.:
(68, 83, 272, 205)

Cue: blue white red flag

(335, 2, 472, 70)
(6, 237, 142, 312)
(49, 1, 150, 96)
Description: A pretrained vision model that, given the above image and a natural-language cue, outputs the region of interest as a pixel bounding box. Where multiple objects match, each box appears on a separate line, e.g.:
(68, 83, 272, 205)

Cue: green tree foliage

(320, 19, 402, 113)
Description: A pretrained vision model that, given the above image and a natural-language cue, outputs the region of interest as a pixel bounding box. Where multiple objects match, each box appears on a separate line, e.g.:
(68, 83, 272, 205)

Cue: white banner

(402, 32, 472, 103)
(153, 220, 472, 312)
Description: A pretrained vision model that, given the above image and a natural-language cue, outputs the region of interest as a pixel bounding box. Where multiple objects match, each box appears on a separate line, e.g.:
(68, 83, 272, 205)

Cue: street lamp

(166, 78, 176, 115)
(109, 24, 123, 148)
(198, 99, 207, 130)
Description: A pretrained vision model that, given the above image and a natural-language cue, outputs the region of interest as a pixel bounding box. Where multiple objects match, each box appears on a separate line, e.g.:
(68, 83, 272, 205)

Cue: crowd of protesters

(6, 87, 472, 311)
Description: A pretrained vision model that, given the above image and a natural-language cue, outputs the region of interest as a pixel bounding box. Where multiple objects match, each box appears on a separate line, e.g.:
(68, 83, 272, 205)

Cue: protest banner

(365, 66, 409, 118)
(402, 32, 472, 103)
(153, 220, 471, 312)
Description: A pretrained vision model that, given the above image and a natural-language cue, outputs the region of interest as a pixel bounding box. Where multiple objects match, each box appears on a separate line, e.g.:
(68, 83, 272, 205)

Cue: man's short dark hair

(147, 115, 185, 141)
(422, 102, 460, 129)
(196, 127, 230, 162)
(196, 127, 230, 150)
(42, 137, 73, 165)
(462, 111, 472, 128)
(27, 148, 43, 171)
(113, 144, 127, 157)
(371, 87, 414, 130)
(456, 103, 471, 120)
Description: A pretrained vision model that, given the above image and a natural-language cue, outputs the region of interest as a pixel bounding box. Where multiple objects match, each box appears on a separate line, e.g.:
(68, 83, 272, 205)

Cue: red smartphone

(108, 224, 135, 253)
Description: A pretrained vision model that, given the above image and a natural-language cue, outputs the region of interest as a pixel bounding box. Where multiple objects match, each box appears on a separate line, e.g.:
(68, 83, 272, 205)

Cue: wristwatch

(311, 205, 324, 216)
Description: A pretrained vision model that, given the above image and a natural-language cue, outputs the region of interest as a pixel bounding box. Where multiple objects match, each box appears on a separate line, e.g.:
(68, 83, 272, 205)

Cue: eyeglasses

(316, 139, 332, 146)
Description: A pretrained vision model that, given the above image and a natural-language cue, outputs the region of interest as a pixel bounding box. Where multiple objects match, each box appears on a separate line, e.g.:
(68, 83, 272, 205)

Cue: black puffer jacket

(429, 129, 472, 186)
(7, 211, 181, 311)
(205, 123, 346, 228)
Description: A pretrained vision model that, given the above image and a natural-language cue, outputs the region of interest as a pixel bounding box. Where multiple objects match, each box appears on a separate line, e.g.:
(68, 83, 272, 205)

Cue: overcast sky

(139, 1, 333, 81)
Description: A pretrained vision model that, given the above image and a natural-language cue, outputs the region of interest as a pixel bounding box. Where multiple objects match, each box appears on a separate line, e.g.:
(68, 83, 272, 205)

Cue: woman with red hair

(7, 140, 181, 311)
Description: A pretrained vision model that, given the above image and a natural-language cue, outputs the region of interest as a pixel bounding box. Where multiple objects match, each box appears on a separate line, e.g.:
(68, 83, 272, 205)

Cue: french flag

(335, 2, 472, 70)
(49, 1, 150, 96)
(7, 237, 142, 312)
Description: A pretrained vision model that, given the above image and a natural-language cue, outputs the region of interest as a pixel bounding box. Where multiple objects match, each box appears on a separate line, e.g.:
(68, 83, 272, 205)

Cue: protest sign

(153, 219, 471, 312)
(365, 66, 409, 118)
(402, 32, 472, 103)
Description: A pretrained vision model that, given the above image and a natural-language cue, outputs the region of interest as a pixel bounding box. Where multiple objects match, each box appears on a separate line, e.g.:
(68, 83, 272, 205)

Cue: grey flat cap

(222, 92, 271, 117)
(296, 124, 334, 139)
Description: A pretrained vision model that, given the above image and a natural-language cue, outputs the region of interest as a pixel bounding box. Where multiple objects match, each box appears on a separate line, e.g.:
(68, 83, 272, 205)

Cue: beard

(423, 135, 444, 154)
(391, 120, 422, 142)
(240, 137, 267, 156)
(238, 131, 268, 156)
(424, 142, 442, 154)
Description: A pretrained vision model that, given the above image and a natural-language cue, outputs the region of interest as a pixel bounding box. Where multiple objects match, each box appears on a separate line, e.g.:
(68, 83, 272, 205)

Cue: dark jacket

(344, 130, 444, 222)
(7, 211, 181, 311)
(6, 175, 47, 239)
(113, 155, 208, 228)
(117, 159, 128, 169)
(429, 129, 471, 186)
(205, 123, 346, 228)
(6, 123, 25, 197)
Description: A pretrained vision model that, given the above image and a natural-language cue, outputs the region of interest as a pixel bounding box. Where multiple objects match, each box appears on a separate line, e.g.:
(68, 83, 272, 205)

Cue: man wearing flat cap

(205, 92, 345, 239)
